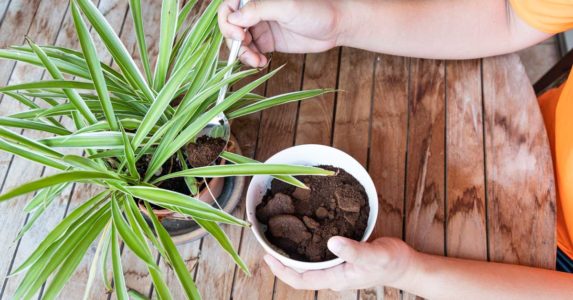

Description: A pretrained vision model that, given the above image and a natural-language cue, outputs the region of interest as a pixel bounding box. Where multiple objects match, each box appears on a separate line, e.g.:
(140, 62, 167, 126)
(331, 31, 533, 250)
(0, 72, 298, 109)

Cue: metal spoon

(193, 0, 250, 167)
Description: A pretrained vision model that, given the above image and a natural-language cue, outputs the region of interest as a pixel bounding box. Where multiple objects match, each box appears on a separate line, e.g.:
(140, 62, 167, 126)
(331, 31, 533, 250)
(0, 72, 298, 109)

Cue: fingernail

(228, 11, 242, 24)
(327, 237, 344, 254)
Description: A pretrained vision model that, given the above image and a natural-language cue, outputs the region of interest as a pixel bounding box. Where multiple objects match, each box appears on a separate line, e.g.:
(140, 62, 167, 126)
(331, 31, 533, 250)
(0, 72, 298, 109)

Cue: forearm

(393, 252, 573, 299)
(335, 0, 551, 59)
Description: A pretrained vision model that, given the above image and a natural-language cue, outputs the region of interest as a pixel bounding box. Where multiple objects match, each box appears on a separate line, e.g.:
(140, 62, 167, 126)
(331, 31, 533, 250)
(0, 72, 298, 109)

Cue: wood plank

(403, 59, 446, 300)
(0, 0, 72, 297)
(317, 47, 375, 300)
(445, 60, 487, 260)
(360, 54, 410, 300)
(483, 54, 556, 269)
(0, 0, 44, 184)
(0, 0, 43, 88)
(227, 63, 269, 300)
(274, 49, 341, 300)
(0, 0, 13, 29)
(295, 49, 339, 146)
(232, 52, 305, 300)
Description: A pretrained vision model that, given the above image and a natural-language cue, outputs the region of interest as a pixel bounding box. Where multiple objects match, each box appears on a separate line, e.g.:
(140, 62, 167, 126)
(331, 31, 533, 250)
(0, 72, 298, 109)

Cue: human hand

(217, 0, 344, 67)
(263, 236, 417, 291)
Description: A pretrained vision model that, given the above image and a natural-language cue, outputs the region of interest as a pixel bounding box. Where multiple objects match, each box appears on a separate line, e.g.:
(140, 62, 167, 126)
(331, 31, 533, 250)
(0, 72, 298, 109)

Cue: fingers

(225, 37, 268, 67)
(228, 0, 297, 27)
(263, 255, 347, 290)
(328, 236, 387, 266)
(218, 0, 247, 41)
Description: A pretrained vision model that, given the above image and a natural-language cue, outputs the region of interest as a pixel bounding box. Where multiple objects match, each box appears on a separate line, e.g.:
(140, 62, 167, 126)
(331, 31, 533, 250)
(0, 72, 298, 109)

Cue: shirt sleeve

(509, 0, 573, 33)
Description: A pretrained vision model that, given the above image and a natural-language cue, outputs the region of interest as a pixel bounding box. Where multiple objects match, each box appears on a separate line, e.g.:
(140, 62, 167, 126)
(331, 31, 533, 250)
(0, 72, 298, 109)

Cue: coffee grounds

(187, 136, 227, 167)
(256, 166, 369, 262)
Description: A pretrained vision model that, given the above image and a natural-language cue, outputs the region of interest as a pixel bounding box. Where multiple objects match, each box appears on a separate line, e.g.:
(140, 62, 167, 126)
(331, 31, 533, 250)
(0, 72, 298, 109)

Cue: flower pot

(139, 135, 245, 244)
(246, 144, 378, 272)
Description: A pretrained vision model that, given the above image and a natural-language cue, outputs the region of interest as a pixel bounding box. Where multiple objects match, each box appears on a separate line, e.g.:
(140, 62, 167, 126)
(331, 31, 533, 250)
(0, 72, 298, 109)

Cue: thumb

(327, 236, 377, 265)
(228, 0, 295, 27)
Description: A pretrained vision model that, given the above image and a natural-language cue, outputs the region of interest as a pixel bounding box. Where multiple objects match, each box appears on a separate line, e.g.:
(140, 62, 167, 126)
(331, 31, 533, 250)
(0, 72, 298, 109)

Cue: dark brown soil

(136, 155, 191, 209)
(187, 136, 227, 167)
(256, 166, 369, 262)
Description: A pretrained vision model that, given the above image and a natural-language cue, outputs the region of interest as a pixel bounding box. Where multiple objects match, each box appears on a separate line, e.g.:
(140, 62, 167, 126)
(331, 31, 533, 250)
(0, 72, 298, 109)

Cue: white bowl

(246, 144, 378, 272)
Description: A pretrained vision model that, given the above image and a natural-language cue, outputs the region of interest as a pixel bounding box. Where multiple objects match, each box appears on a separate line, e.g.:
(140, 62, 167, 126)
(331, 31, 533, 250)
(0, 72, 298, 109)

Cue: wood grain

(0, 1, 73, 298)
(257, 52, 311, 300)
(317, 47, 375, 300)
(445, 60, 487, 260)
(228, 60, 270, 300)
(361, 54, 410, 300)
(295, 49, 339, 146)
(403, 59, 446, 300)
(0, 0, 43, 90)
(483, 54, 556, 269)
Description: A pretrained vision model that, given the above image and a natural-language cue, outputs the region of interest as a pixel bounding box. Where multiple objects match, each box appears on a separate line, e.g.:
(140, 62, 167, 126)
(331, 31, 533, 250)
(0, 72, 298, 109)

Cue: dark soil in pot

(187, 136, 227, 167)
(135, 154, 192, 210)
(256, 165, 369, 262)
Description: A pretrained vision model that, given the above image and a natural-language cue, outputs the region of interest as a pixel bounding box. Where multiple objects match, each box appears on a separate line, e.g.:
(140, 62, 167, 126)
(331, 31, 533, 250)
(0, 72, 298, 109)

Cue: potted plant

(247, 145, 379, 271)
(0, 0, 333, 298)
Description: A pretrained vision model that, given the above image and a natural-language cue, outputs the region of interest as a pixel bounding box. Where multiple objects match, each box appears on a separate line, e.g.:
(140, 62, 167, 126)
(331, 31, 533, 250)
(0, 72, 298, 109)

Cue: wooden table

(0, 1, 557, 299)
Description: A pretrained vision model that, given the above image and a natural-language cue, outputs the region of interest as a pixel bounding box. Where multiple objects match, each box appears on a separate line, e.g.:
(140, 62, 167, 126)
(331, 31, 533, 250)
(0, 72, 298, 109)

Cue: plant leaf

(83, 221, 112, 300)
(195, 218, 250, 275)
(227, 89, 334, 119)
(111, 223, 129, 300)
(154, 0, 179, 90)
(145, 202, 201, 300)
(128, 0, 153, 85)
(153, 163, 334, 183)
(220, 151, 308, 189)
(0, 171, 118, 202)
(26, 38, 97, 124)
(145, 66, 282, 180)
(132, 43, 207, 149)
(120, 125, 139, 180)
(11, 191, 111, 275)
(41, 211, 110, 300)
(177, 0, 197, 31)
(124, 186, 249, 226)
(0, 138, 67, 170)
(0, 117, 71, 135)
(74, 0, 155, 103)
(71, 1, 118, 130)
(111, 197, 156, 267)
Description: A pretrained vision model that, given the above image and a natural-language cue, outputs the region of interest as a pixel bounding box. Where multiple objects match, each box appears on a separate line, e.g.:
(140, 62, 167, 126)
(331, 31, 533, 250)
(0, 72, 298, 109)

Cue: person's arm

(218, 0, 552, 67)
(264, 237, 573, 299)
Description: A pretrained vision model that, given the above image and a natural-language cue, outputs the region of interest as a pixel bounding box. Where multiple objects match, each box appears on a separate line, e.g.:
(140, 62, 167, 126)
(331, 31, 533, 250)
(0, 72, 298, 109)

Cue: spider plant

(0, 0, 333, 299)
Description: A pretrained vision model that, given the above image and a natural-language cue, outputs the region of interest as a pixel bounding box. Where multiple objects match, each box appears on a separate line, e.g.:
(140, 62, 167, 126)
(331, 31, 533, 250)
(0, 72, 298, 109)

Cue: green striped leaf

(154, 0, 179, 90)
(128, 0, 153, 84)
(26, 38, 97, 124)
(227, 89, 334, 119)
(124, 186, 249, 226)
(0, 117, 71, 135)
(71, 1, 118, 130)
(145, 203, 201, 300)
(153, 163, 334, 183)
(75, 0, 154, 103)
(220, 151, 308, 189)
(0, 171, 118, 202)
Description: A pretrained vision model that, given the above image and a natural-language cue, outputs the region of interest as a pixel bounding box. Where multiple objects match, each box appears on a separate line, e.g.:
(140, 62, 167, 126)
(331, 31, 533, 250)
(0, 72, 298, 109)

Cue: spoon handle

(216, 0, 250, 105)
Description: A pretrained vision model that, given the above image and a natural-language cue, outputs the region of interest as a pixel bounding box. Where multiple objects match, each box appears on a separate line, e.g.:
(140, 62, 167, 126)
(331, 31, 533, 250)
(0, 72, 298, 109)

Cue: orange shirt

(510, 0, 573, 258)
